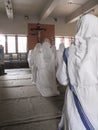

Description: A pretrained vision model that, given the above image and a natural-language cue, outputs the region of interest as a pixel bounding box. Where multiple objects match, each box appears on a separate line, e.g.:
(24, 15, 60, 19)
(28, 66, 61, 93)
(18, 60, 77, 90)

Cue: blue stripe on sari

(63, 48, 95, 130)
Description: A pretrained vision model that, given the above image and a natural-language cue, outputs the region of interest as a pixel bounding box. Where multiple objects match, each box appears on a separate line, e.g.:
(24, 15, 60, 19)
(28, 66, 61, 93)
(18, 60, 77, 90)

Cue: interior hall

(0, 0, 98, 130)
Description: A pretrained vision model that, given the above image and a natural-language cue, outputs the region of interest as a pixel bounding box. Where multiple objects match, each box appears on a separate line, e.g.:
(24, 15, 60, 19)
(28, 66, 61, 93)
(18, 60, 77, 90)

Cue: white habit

(56, 14, 98, 130)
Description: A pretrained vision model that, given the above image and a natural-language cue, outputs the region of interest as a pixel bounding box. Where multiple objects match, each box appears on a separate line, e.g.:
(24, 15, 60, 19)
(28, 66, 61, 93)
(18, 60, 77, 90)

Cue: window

(55, 36, 72, 50)
(0, 34, 27, 62)
(7, 36, 16, 53)
(17, 37, 27, 53)
(0, 35, 27, 54)
(0, 35, 5, 53)
(55, 37, 61, 50)
(64, 37, 71, 48)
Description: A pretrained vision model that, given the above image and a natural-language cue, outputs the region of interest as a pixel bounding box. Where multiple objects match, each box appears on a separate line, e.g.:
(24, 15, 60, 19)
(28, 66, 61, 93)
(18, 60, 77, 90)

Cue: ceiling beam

(39, 0, 60, 22)
(4, 0, 13, 19)
(65, 0, 98, 23)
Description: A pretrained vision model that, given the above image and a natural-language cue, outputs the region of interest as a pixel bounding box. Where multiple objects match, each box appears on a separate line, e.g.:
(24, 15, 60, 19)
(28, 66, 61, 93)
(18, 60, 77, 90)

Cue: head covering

(35, 43, 41, 50)
(43, 38, 50, 43)
(74, 13, 98, 64)
(76, 13, 98, 38)
(59, 43, 65, 52)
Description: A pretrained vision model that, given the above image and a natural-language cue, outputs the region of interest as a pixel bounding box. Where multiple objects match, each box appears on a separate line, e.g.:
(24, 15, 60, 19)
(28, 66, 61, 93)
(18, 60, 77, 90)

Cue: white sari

(56, 14, 98, 130)
(36, 42, 59, 97)
(30, 43, 41, 84)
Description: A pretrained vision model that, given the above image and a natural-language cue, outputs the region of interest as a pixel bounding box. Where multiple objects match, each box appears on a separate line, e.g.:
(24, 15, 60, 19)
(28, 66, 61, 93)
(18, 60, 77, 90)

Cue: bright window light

(64, 38, 70, 48)
(8, 36, 16, 53)
(55, 37, 61, 50)
(18, 37, 27, 53)
(55, 36, 72, 50)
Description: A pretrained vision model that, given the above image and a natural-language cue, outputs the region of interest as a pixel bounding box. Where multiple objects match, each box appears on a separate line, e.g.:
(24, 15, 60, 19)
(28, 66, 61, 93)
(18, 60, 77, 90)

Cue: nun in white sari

(36, 40, 59, 97)
(56, 43, 65, 84)
(56, 13, 98, 130)
(28, 43, 41, 84)
(56, 43, 65, 70)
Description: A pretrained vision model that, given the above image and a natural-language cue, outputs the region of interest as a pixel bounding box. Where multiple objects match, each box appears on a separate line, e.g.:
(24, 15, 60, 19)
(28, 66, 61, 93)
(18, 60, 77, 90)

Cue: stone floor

(0, 68, 65, 130)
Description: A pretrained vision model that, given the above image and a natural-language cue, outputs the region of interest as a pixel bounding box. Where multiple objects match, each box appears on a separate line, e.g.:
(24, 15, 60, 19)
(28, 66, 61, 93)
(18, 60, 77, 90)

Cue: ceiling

(0, 0, 98, 23)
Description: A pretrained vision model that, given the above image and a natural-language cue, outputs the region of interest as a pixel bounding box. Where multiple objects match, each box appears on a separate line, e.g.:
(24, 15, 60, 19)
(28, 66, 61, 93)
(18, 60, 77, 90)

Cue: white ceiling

(0, 0, 98, 23)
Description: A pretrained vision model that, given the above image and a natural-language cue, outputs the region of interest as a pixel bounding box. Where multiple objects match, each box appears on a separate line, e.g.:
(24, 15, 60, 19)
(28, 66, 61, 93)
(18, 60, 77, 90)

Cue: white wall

(0, 14, 76, 36)
(55, 21, 76, 36)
